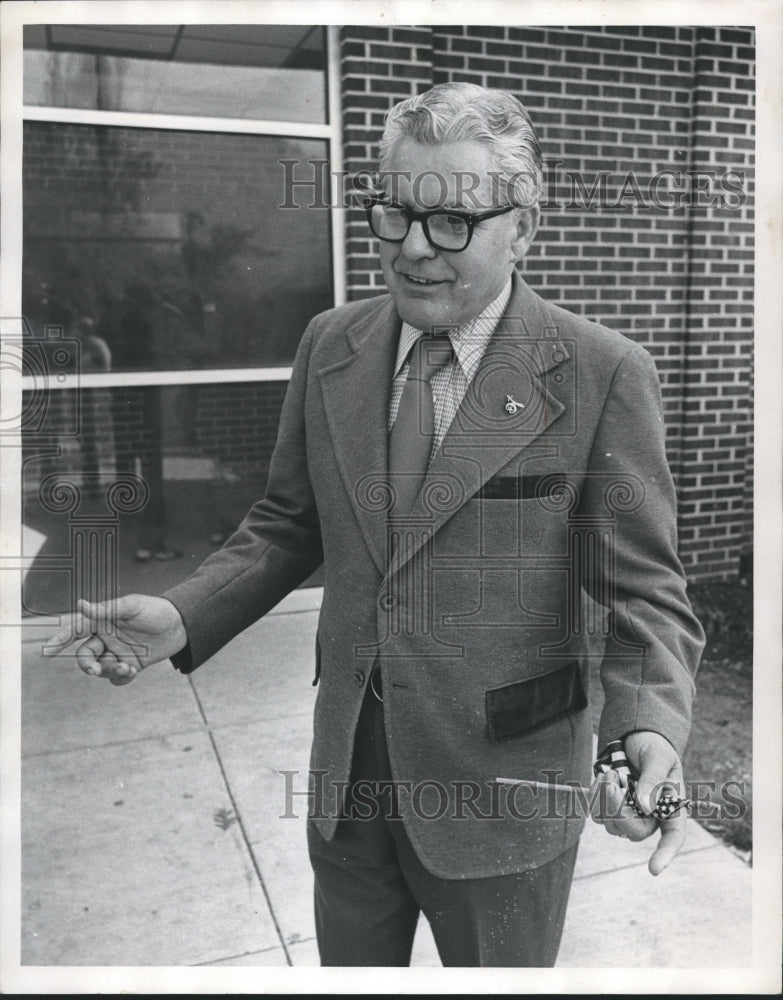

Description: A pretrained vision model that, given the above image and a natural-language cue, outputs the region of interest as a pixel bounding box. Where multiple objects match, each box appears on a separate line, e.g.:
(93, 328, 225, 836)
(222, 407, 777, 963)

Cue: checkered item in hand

(593, 740, 690, 820)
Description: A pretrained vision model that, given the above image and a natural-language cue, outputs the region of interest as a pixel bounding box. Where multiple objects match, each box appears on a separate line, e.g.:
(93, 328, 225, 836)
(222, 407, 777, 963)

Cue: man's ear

(510, 205, 540, 262)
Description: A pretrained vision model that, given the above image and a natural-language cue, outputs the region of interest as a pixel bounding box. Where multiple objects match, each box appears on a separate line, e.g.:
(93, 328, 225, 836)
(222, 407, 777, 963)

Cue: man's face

(378, 138, 535, 330)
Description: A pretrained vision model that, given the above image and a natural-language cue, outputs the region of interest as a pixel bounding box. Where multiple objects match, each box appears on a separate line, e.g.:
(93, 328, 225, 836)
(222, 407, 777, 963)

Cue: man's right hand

(45, 596, 188, 686)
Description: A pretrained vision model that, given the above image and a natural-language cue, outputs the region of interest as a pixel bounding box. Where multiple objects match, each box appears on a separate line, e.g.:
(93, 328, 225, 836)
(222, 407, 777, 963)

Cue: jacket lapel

(318, 276, 571, 578)
(388, 275, 570, 576)
(319, 297, 400, 575)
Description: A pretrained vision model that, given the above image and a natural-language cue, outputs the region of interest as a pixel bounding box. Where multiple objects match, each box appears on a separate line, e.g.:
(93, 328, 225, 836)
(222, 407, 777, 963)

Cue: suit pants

(307, 683, 579, 967)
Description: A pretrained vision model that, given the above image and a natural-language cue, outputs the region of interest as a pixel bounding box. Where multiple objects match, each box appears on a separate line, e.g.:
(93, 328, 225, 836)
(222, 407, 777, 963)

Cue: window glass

(21, 380, 322, 616)
(23, 24, 327, 123)
(23, 122, 333, 371)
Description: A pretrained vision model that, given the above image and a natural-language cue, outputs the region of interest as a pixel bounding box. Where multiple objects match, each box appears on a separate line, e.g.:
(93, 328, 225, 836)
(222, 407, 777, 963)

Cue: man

(50, 83, 704, 967)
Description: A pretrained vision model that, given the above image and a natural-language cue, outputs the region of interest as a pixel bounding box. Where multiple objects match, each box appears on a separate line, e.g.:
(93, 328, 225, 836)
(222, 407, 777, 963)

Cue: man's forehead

(376, 150, 498, 211)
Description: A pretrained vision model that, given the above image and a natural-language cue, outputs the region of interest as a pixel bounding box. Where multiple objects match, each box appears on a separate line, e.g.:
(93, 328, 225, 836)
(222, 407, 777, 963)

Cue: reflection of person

(114, 282, 182, 563)
(51, 84, 704, 967)
(71, 315, 112, 493)
(179, 211, 223, 370)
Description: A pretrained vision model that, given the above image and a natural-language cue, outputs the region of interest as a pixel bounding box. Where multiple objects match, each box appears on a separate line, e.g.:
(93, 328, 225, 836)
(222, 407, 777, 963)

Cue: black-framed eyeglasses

(364, 197, 516, 253)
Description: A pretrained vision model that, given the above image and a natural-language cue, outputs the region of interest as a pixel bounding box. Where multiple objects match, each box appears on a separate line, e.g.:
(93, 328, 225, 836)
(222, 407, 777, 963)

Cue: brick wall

(195, 383, 287, 474)
(341, 26, 435, 299)
(678, 28, 755, 578)
(339, 24, 755, 580)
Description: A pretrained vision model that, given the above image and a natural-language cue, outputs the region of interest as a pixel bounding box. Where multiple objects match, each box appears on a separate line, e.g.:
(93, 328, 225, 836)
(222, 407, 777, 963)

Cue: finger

(634, 775, 683, 818)
(45, 611, 98, 654)
(608, 814, 658, 842)
(76, 598, 107, 618)
(45, 613, 78, 652)
(82, 648, 137, 685)
(595, 775, 659, 839)
(102, 651, 139, 686)
(648, 814, 687, 876)
(99, 633, 146, 673)
(76, 598, 121, 634)
(51, 598, 141, 652)
(590, 776, 627, 826)
(75, 636, 107, 676)
(632, 745, 682, 817)
(96, 649, 130, 681)
(108, 668, 138, 686)
(77, 596, 138, 625)
(76, 598, 146, 673)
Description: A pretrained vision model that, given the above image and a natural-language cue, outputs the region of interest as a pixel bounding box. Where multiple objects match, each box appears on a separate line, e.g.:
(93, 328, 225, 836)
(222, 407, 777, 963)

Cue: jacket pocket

(477, 474, 544, 501)
(485, 661, 586, 743)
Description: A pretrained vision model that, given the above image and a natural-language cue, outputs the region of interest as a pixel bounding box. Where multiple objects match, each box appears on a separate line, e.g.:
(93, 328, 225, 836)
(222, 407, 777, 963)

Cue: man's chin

(391, 292, 459, 331)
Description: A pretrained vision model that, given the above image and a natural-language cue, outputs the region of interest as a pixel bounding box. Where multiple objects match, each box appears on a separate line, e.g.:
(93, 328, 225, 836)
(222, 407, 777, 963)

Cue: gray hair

(378, 82, 543, 209)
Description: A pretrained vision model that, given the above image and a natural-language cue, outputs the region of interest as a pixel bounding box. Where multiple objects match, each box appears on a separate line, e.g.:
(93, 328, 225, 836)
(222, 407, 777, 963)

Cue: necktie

(388, 333, 453, 516)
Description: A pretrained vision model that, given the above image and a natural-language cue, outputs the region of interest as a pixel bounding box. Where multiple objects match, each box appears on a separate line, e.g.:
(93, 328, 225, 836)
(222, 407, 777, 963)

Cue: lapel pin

(505, 394, 524, 414)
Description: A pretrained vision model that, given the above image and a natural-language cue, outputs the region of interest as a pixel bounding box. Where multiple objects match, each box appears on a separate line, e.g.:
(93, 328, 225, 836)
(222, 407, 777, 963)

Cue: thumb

(635, 756, 682, 818)
(648, 816, 686, 876)
(76, 597, 110, 619)
(46, 597, 133, 654)
(76, 596, 136, 623)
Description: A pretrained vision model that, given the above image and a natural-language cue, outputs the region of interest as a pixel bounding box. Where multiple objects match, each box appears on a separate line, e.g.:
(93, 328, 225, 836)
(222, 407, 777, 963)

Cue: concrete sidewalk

(20, 588, 752, 970)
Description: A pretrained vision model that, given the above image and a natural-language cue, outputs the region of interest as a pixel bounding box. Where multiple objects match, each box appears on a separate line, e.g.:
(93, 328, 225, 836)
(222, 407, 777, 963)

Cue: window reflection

(21, 380, 324, 616)
(23, 123, 333, 371)
(24, 24, 327, 123)
(21, 24, 332, 612)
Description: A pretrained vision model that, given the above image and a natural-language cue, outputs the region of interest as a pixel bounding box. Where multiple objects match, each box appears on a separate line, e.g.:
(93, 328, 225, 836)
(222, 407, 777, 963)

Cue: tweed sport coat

(164, 272, 704, 880)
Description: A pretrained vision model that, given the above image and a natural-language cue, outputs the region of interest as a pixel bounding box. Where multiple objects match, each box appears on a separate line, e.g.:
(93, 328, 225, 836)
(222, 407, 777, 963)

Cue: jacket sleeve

(162, 316, 324, 672)
(577, 344, 705, 759)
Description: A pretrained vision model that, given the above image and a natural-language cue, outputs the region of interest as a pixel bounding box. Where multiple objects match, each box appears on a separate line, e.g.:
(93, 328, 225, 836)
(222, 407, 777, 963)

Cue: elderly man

(51, 83, 704, 967)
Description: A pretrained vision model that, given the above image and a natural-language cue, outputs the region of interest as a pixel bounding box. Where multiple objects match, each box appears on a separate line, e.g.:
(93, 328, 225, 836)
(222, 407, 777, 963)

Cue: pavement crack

(204, 727, 293, 967)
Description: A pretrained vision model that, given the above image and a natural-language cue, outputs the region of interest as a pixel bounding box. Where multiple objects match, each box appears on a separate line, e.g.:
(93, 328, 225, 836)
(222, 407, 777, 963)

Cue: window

(23, 123, 332, 372)
(22, 24, 341, 376)
(24, 24, 327, 122)
(20, 24, 340, 611)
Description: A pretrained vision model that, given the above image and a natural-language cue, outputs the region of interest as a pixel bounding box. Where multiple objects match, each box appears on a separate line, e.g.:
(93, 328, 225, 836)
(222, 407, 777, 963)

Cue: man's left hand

(589, 731, 687, 876)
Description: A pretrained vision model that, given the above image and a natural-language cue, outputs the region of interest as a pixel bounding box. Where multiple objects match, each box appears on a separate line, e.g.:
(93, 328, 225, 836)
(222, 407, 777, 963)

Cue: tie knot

(409, 333, 453, 383)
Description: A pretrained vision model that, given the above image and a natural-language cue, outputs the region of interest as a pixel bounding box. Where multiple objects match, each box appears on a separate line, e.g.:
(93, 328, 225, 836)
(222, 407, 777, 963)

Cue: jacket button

(380, 593, 395, 610)
(353, 670, 365, 686)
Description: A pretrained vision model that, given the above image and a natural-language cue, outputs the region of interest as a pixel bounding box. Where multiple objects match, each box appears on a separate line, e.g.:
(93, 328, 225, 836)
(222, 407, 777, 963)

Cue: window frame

(20, 24, 345, 392)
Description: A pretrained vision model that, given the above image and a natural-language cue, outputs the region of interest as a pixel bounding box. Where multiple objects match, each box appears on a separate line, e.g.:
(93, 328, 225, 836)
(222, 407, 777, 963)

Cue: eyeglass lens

(369, 204, 469, 251)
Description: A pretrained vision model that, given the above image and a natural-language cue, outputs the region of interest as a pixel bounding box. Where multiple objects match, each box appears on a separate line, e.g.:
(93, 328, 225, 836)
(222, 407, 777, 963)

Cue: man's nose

(400, 220, 437, 259)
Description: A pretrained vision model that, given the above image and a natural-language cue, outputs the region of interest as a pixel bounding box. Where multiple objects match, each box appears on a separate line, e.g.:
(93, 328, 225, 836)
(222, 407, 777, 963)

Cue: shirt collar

(393, 278, 513, 381)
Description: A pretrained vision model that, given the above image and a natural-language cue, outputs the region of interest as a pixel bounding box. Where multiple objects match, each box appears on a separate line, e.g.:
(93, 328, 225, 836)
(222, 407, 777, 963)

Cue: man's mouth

(401, 274, 444, 286)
